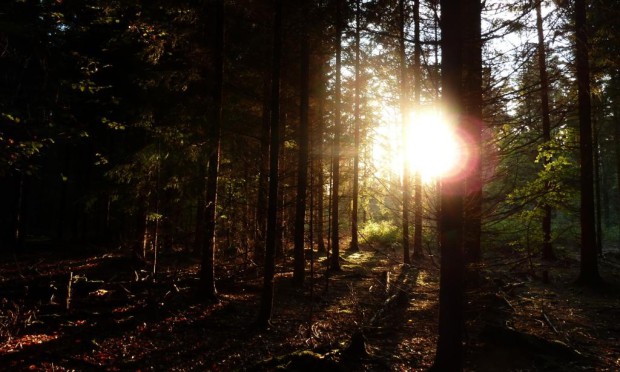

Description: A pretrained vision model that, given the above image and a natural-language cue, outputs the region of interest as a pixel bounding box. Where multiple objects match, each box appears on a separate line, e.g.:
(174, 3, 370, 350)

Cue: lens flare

(406, 110, 468, 181)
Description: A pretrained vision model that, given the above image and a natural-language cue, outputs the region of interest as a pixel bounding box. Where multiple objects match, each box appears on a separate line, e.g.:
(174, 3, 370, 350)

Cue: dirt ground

(1, 243, 619, 371)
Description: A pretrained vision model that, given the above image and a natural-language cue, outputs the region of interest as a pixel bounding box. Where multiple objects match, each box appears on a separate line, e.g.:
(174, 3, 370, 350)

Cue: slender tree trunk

(412, 0, 423, 259)
(350, 0, 361, 252)
(593, 109, 603, 255)
(432, 0, 467, 369)
(615, 73, 620, 249)
(536, 0, 554, 261)
(199, 0, 224, 300)
(293, 0, 310, 285)
(317, 89, 327, 253)
(194, 175, 205, 254)
(330, 0, 342, 271)
(257, 0, 282, 327)
(575, 0, 601, 285)
(399, 0, 411, 265)
(255, 76, 271, 262)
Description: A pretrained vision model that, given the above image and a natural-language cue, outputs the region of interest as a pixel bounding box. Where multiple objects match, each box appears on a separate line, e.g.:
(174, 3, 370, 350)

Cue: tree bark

(432, 0, 468, 369)
(412, 0, 423, 259)
(593, 109, 603, 255)
(330, 0, 342, 271)
(575, 0, 601, 285)
(317, 82, 327, 254)
(293, 0, 310, 285)
(199, 0, 224, 300)
(255, 75, 271, 262)
(257, 0, 283, 327)
(350, 0, 361, 252)
(536, 0, 554, 261)
(399, 0, 411, 265)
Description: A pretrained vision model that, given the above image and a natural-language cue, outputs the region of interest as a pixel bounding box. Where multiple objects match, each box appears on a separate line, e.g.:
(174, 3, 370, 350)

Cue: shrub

(360, 220, 401, 247)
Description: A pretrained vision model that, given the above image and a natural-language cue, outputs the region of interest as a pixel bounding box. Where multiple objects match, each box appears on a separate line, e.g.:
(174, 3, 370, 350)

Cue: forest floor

(1, 242, 620, 371)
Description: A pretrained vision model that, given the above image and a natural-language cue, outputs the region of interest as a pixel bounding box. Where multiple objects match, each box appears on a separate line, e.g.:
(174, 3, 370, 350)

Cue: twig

(542, 308, 559, 335)
(498, 290, 516, 312)
(66, 272, 73, 311)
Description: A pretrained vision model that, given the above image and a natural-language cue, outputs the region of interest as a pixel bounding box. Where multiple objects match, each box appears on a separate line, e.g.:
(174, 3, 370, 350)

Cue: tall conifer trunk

(293, 0, 310, 285)
(199, 0, 224, 300)
(256, 76, 271, 262)
(536, 0, 554, 260)
(350, 0, 361, 252)
(412, 0, 423, 259)
(575, 0, 601, 285)
(463, 0, 483, 267)
(330, 0, 342, 271)
(399, 0, 411, 265)
(257, 0, 283, 327)
(432, 0, 469, 369)
(317, 78, 327, 254)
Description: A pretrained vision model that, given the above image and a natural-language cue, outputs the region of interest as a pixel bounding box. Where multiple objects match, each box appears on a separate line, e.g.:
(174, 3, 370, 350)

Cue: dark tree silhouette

(199, 0, 224, 300)
(535, 0, 554, 261)
(330, 0, 343, 271)
(293, 0, 311, 286)
(432, 0, 478, 369)
(575, 0, 601, 285)
(463, 0, 483, 268)
(399, 0, 411, 265)
(412, 0, 423, 259)
(257, 0, 283, 327)
(350, 0, 361, 253)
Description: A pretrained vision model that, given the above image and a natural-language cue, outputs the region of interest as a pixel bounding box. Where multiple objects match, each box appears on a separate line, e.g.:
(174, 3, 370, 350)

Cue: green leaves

(101, 117, 126, 131)
(2, 113, 21, 124)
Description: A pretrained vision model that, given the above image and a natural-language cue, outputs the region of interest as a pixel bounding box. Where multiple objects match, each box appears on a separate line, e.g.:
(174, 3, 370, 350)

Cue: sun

(405, 110, 463, 181)
(369, 106, 466, 182)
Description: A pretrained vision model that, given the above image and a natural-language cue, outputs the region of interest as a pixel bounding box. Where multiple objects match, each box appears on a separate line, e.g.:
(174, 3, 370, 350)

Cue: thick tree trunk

(536, 0, 554, 261)
(293, 0, 310, 285)
(399, 0, 411, 265)
(575, 0, 601, 285)
(350, 0, 361, 252)
(432, 0, 468, 369)
(199, 0, 224, 300)
(330, 0, 342, 271)
(257, 0, 282, 327)
(463, 0, 483, 267)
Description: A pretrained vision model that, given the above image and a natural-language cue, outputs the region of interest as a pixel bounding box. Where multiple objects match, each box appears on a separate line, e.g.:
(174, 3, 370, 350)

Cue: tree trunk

(317, 86, 327, 254)
(575, 0, 601, 285)
(462, 0, 483, 269)
(432, 0, 468, 369)
(399, 0, 411, 265)
(615, 73, 620, 250)
(255, 75, 271, 262)
(293, 0, 310, 285)
(199, 0, 224, 300)
(330, 0, 342, 271)
(412, 0, 423, 259)
(593, 110, 603, 256)
(536, 0, 554, 261)
(350, 0, 361, 252)
(257, 0, 282, 327)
